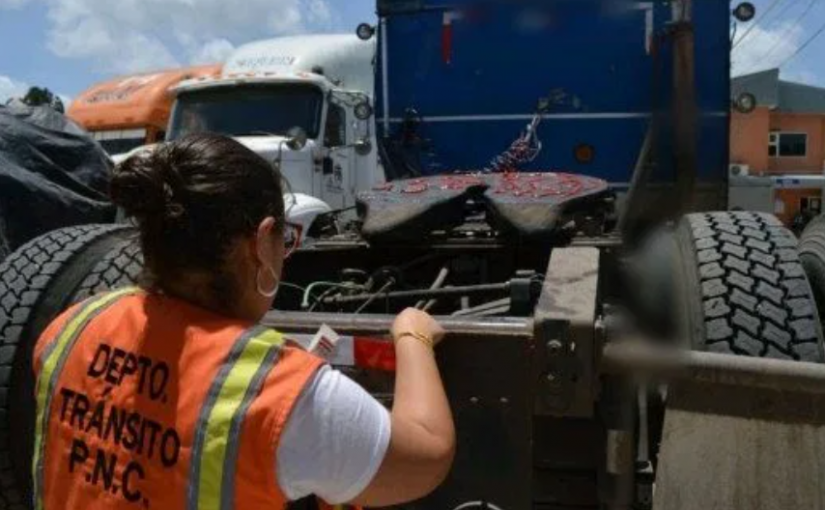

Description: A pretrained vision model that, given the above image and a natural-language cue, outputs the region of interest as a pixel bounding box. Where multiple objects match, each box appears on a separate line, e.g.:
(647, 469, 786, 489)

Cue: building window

(802, 197, 822, 215)
(769, 132, 807, 157)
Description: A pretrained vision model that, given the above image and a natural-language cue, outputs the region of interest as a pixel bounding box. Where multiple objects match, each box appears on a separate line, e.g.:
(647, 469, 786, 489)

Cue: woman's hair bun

(110, 148, 186, 223)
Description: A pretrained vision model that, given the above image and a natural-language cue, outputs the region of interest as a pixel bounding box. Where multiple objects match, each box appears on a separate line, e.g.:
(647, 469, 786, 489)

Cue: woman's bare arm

(351, 309, 455, 507)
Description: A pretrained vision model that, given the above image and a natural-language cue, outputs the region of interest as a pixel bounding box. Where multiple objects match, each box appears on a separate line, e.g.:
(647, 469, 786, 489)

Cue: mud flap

(654, 381, 825, 509)
(601, 344, 825, 509)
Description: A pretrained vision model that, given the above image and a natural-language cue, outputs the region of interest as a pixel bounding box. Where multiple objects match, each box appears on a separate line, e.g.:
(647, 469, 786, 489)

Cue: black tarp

(0, 101, 115, 256)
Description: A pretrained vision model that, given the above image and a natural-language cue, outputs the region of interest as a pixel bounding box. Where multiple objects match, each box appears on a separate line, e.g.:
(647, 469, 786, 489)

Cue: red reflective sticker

(354, 337, 397, 372)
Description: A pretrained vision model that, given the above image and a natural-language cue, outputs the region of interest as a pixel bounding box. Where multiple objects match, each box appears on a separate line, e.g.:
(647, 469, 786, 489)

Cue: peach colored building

(731, 69, 825, 225)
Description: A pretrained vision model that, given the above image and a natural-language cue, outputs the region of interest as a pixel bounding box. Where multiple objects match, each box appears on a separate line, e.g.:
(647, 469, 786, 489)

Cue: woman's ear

(255, 216, 278, 265)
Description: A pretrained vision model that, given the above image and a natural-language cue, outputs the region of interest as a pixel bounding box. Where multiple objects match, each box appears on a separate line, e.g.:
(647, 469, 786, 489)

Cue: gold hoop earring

(256, 266, 279, 298)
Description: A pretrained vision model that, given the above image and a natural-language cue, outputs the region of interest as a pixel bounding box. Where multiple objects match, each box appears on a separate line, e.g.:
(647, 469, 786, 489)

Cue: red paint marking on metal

(379, 173, 603, 200)
(402, 180, 429, 194)
(492, 172, 597, 198)
(354, 337, 396, 372)
(439, 175, 485, 190)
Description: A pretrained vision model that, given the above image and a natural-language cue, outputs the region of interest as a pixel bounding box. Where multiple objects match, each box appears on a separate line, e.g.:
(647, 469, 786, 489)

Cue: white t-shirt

(276, 365, 392, 504)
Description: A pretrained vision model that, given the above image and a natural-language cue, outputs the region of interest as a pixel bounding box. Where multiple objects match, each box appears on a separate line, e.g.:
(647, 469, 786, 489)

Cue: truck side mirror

(286, 126, 308, 151)
(734, 93, 756, 114)
(356, 23, 376, 41)
(354, 138, 373, 156)
(733, 2, 756, 22)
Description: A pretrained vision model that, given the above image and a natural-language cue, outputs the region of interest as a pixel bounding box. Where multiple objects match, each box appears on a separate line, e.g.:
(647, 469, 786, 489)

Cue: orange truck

(68, 64, 221, 155)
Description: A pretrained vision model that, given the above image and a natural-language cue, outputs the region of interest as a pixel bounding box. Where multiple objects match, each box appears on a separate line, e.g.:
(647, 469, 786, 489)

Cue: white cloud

(732, 21, 805, 76)
(43, 0, 331, 74)
(0, 75, 29, 104)
(46, 2, 180, 74)
(189, 38, 235, 65)
(307, 0, 332, 24)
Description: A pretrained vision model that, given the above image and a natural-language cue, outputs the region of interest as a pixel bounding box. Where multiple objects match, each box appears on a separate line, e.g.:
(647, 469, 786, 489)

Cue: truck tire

(799, 214, 825, 323)
(72, 236, 143, 303)
(0, 224, 128, 509)
(0, 213, 10, 263)
(675, 212, 824, 361)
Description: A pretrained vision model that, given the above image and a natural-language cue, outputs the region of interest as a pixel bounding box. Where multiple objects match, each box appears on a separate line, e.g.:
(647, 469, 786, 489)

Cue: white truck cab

(167, 34, 380, 210)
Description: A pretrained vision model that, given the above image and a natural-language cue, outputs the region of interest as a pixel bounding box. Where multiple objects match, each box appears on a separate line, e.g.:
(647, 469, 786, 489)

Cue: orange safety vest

(32, 288, 328, 510)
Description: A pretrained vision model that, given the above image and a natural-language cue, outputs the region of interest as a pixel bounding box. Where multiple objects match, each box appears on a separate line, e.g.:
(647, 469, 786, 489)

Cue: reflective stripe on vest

(188, 326, 285, 510)
(32, 287, 141, 510)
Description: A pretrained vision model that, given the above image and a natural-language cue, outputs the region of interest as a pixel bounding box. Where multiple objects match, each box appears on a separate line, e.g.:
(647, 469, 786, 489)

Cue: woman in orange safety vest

(32, 133, 455, 510)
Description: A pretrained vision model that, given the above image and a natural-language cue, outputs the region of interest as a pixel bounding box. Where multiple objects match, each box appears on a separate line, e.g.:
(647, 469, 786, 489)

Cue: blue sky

(0, 0, 824, 104)
(730, 0, 825, 85)
(0, 0, 375, 102)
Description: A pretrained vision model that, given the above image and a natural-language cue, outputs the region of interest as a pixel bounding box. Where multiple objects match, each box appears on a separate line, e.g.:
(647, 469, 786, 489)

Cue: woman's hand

(391, 308, 446, 347)
(352, 308, 455, 507)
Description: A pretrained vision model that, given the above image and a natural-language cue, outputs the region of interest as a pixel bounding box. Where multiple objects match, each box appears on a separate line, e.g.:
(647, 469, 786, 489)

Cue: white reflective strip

(645, 8, 654, 54)
(624, 2, 654, 53)
(92, 128, 147, 140)
(381, 17, 390, 134)
(287, 334, 356, 366)
(387, 113, 649, 123)
(386, 111, 728, 123)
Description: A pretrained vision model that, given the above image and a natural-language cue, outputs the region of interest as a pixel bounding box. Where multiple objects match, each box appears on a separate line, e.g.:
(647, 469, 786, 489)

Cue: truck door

(321, 104, 350, 209)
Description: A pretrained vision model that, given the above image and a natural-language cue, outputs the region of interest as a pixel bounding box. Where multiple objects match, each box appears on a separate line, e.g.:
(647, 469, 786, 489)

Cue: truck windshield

(168, 84, 324, 140)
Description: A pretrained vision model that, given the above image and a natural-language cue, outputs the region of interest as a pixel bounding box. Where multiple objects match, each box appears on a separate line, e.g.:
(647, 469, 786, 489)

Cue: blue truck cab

(375, 0, 732, 212)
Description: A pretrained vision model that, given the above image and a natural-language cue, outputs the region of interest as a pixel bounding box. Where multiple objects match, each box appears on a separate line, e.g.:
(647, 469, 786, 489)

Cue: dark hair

(110, 133, 285, 303)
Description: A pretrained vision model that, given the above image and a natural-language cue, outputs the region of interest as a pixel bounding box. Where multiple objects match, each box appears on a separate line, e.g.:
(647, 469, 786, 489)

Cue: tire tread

(0, 224, 126, 508)
(686, 212, 823, 361)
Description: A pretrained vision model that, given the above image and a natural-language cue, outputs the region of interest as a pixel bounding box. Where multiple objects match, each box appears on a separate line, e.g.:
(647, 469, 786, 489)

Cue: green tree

(22, 86, 64, 113)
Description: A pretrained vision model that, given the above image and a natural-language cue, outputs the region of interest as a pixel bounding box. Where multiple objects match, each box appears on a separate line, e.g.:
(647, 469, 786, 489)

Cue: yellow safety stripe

(188, 327, 284, 510)
(32, 287, 140, 510)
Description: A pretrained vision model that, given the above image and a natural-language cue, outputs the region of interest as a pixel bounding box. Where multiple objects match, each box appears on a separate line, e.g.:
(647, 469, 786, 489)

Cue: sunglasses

(283, 222, 303, 259)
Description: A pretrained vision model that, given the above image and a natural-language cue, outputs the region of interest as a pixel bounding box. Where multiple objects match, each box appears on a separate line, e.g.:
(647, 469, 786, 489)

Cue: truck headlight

(355, 101, 374, 120)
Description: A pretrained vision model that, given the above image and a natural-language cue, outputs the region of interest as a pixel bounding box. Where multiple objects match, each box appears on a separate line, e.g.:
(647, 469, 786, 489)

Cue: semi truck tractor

(119, 34, 380, 211)
(3, 1, 825, 509)
(113, 34, 379, 239)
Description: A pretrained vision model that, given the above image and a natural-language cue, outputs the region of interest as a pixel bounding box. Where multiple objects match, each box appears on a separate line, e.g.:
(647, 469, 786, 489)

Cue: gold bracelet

(394, 331, 435, 349)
